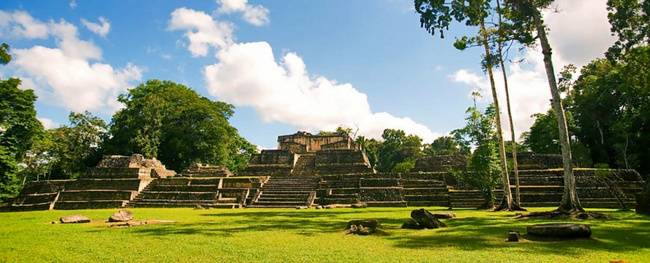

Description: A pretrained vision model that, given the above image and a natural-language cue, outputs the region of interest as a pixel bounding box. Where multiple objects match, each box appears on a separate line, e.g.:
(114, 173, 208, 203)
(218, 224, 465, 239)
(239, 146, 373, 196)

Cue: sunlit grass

(0, 207, 648, 262)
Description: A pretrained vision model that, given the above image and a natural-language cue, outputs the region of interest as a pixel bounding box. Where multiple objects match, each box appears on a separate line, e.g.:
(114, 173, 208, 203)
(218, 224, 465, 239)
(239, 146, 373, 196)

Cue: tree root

(490, 198, 528, 212)
(514, 209, 613, 220)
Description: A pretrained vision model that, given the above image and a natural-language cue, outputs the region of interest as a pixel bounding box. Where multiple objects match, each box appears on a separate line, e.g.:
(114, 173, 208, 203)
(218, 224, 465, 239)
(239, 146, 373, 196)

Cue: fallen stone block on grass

(347, 219, 382, 235)
(411, 208, 446, 229)
(508, 230, 520, 242)
(432, 212, 456, 219)
(109, 209, 134, 222)
(527, 223, 591, 238)
(60, 214, 90, 224)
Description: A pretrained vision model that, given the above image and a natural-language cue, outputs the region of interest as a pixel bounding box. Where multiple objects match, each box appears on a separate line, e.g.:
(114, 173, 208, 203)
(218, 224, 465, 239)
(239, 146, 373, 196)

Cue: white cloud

(543, 0, 616, 68)
(451, 52, 552, 141)
(205, 42, 439, 142)
(0, 10, 142, 113)
(0, 10, 48, 38)
(217, 0, 269, 26)
(38, 118, 59, 129)
(70, 0, 77, 9)
(168, 7, 234, 57)
(81, 17, 110, 37)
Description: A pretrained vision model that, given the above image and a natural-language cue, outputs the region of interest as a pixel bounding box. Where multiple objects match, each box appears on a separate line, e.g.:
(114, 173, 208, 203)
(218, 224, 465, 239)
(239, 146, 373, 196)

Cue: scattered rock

(508, 230, 520, 242)
(401, 219, 422, 229)
(315, 205, 323, 209)
(295, 206, 309, 209)
(358, 226, 373, 235)
(433, 212, 456, 219)
(60, 214, 90, 224)
(411, 209, 446, 229)
(527, 223, 591, 238)
(347, 219, 381, 230)
(109, 210, 134, 222)
(351, 203, 368, 209)
(347, 219, 381, 235)
(194, 204, 205, 210)
(324, 204, 352, 209)
(51, 221, 59, 225)
(110, 221, 148, 228)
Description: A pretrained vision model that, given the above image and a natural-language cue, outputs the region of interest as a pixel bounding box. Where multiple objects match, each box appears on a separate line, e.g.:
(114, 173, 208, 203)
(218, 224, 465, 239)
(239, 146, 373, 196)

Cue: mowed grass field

(0, 207, 648, 263)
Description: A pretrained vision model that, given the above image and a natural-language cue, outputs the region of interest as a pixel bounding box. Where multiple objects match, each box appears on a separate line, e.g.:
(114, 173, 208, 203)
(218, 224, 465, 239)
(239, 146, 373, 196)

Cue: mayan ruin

(4, 132, 645, 211)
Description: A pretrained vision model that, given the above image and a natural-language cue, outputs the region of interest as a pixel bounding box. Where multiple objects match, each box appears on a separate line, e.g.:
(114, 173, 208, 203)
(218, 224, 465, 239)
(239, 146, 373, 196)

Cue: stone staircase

(319, 175, 361, 205)
(6, 180, 69, 211)
(129, 177, 260, 208)
(248, 177, 319, 208)
(53, 172, 153, 210)
(292, 153, 316, 176)
(449, 190, 504, 209)
(401, 173, 449, 207)
(512, 169, 644, 208)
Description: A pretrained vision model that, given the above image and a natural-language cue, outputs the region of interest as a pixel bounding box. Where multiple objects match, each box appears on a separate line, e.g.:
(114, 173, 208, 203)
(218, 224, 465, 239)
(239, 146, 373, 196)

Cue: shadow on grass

(124, 208, 650, 257)
(128, 209, 408, 238)
(388, 212, 650, 258)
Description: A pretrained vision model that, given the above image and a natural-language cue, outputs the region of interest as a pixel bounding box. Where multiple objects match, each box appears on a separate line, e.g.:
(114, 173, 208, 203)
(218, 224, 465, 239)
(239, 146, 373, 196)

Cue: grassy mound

(0, 207, 648, 262)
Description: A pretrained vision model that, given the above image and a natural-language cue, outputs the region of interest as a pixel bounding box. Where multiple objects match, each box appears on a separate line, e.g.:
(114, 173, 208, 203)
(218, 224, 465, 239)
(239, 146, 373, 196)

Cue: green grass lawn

(0, 207, 648, 262)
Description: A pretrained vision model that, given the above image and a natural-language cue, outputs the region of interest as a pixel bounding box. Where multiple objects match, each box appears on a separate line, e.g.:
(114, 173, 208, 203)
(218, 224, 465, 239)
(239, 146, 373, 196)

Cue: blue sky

(0, 0, 616, 149)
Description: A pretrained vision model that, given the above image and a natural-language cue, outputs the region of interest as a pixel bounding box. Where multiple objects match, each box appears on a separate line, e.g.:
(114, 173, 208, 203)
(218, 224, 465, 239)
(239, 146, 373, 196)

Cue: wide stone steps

(249, 177, 318, 208)
(401, 179, 446, 187)
(6, 202, 53, 211)
(404, 195, 448, 201)
(365, 201, 408, 207)
(406, 200, 449, 207)
(137, 191, 218, 200)
(292, 155, 316, 176)
(152, 185, 217, 192)
(13, 193, 58, 204)
(54, 200, 127, 210)
(449, 190, 504, 208)
(130, 200, 241, 208)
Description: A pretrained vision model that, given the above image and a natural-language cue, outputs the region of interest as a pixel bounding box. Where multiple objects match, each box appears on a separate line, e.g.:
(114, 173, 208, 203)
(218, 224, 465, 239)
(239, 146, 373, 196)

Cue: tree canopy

(0, 43, 44, 199)
(105, 79, 255, 172)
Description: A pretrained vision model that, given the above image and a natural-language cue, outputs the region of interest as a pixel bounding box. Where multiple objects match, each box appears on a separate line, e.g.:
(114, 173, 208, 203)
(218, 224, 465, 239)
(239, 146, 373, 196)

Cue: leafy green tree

(356, 135, 380, 169)
(1, 43, 11, 65)
(564, 47, 650, 176)
(415, 0, 518, 210)
(45, 112, 108, 179)
(0, 44, 44, 199)
(106, 79, 253, 172)
(452, 105, 501, 208)
(375, 129, 423, 173)
(606, 0, 649, 60)
(225, 135, 258, 174)
(504, 0, 583, 212)
(18, 130, 55, 182)
(423, 136, 461, 156)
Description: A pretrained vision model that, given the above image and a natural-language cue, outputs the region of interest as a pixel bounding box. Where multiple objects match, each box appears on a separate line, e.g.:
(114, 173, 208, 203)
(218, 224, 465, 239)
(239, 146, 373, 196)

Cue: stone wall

(515, 152, 563, 170)
(277, 131, 356, 153)
(315, 150, 374, 174)
(96, 154, 166, 169)
(238, 150, 296, 176)
(183, 163, 232, 177)
(413, 154, 467, 172)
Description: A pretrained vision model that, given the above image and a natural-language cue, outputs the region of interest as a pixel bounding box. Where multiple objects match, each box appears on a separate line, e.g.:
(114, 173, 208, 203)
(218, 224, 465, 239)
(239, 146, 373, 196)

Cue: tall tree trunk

(479, 18, 514, 211)
(496, 0, 522, 206)
(530, 7, 584, 212)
